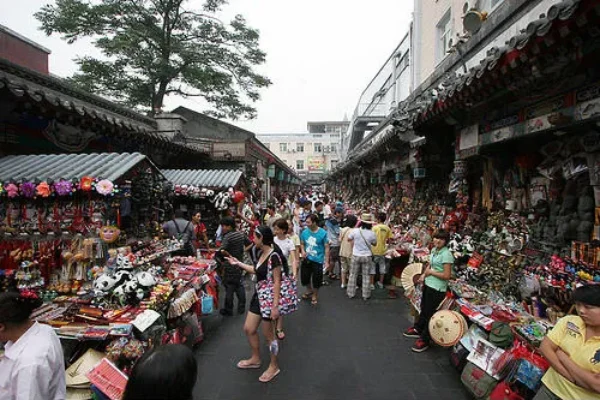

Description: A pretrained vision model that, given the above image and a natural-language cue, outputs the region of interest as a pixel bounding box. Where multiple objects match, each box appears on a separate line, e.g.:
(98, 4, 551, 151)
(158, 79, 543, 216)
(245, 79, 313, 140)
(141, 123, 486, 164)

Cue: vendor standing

(536, 285, 600, 400)
(403, 229, 453, 353)
(0, 292, 66, 400)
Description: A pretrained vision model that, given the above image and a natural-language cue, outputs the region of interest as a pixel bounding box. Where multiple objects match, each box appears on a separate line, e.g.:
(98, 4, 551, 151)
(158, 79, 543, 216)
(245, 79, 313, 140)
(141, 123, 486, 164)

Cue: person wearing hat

(535, 285, 600, 400)
(346, 214, 377, 300)
(403, 229, 453, 352)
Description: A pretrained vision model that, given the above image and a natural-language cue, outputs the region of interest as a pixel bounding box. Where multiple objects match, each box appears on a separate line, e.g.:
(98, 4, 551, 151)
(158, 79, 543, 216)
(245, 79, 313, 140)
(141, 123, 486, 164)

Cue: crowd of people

(3, 191, 600, 399)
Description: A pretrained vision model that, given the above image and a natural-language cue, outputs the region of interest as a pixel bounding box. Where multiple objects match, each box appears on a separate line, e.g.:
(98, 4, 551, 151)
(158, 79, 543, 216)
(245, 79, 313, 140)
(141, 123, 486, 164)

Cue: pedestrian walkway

(193, 281, 470, 400)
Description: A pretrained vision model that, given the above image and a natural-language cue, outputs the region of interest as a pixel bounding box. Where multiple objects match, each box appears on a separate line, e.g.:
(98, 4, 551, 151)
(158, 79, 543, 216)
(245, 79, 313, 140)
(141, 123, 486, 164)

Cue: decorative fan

(428, 310, 468, 347)
(401, 263, 423, 294)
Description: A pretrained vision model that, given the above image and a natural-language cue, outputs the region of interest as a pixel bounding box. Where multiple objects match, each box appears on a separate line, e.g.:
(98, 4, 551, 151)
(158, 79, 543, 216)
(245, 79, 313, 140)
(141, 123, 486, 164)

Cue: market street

(193, 280, 470, 400)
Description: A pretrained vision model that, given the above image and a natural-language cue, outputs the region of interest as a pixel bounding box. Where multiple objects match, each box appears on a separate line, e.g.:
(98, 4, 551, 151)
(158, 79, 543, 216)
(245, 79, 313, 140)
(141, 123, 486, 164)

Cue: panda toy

(135, 271, 157, 288)
(116, 255, 134, 270)
(212, 191, 232, 211)
(124, 279, 139, 294)
(114, 270, 133, 287)
(94, 274, 118, 292)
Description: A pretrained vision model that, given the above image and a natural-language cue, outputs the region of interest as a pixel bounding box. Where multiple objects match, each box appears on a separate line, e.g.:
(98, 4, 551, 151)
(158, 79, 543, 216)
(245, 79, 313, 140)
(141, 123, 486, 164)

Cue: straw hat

(400, 263, 423, 294)
(428, 310, 468, 347)
(360, 213, 374, 224)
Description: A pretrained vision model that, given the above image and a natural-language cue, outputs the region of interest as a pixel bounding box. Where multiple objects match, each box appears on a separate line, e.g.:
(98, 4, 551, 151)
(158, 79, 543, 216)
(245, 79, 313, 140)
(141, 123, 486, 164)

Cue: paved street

(193, 280, 470, 400)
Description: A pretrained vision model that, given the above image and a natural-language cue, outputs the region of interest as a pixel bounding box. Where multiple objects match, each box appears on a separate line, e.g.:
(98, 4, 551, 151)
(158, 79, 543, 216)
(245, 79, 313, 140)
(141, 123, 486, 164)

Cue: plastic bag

(201, 292, 214, 315)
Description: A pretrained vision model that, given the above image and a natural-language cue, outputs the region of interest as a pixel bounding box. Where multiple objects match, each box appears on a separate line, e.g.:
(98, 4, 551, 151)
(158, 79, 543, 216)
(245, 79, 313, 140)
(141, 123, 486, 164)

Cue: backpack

(173, 219, 194, 256)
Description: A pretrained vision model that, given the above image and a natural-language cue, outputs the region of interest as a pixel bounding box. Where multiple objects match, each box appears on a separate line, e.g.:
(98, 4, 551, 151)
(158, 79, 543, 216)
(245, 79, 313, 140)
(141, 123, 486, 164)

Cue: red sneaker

(411, 339, 429, 353)
(403, 327, 419, 338)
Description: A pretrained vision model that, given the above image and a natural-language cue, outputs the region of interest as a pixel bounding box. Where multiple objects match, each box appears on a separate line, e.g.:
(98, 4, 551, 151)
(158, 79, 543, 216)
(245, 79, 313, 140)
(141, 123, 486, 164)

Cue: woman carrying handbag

(225, 225, 297, 383)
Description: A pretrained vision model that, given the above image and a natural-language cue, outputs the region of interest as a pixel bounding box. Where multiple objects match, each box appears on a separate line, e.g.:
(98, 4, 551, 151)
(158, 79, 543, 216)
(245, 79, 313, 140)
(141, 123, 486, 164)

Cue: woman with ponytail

(0, 291, 66, 399)
(225, 225, 285, 383)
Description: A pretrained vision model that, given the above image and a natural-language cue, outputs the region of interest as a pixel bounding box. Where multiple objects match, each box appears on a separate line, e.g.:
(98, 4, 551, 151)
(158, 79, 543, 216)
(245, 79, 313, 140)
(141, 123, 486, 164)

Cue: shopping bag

(488, 381, 525, 400)
(256, 253, 299, 319)
(201, 292, 214, 315)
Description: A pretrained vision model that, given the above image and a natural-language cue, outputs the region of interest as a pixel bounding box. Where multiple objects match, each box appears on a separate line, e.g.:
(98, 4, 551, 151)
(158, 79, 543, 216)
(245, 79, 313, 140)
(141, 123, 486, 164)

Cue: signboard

(575, 82, 600, 121)
(212, 142, 246, 159)
(267, 164, 275, 178)
(308, 158, 326, 171)
(524, 94, 575, 135)
(459, 124, 479, 150)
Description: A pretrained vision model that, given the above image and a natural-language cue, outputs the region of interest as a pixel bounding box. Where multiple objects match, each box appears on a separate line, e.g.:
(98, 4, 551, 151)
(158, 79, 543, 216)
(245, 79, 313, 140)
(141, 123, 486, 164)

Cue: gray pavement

(194, 279, 471, 400)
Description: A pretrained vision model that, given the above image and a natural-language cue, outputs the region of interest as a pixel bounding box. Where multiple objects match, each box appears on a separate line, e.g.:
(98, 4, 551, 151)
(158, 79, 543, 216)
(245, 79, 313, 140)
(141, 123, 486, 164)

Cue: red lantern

(233, 191, 245, 204)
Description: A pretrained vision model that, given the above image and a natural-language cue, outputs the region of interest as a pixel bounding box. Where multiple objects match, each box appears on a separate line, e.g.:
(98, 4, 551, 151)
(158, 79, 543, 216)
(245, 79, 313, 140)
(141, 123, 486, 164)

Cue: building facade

(257, 121, 348, 184)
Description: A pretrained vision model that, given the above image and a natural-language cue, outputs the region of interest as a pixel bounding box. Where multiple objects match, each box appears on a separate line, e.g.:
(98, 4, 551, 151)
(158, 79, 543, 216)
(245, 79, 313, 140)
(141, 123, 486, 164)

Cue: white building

(258, 121, 348, 183)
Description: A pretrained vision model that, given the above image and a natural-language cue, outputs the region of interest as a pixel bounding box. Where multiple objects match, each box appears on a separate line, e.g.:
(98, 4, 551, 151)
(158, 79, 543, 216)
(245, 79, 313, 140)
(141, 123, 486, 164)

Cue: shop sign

(307, 158, 325, 171)
(212, 142, 246, 159)
(575, 83, 600, 121)
(267, 164, 275, 178)
(480, 114, 520, 134)
(459, 124, 479, 150)
(524, 95, 575, 135)
(277, 170, 284, 181)
(480, 125, 516, 145)
(458, 147, 479, 160)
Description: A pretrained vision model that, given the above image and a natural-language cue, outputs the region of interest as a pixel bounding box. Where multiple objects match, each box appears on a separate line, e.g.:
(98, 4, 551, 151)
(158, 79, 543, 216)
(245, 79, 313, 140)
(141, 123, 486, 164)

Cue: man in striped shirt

(219, 217, 252, 316)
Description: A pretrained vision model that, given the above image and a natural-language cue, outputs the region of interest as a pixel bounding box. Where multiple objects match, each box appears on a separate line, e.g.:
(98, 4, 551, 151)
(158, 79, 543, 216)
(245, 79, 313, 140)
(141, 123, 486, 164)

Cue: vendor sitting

(537, 285, 600, 400)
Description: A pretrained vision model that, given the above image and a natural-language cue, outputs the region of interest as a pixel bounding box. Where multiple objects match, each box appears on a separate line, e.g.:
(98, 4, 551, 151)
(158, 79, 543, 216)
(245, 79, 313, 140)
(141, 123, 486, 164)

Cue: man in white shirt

(346, 214, 377, 300)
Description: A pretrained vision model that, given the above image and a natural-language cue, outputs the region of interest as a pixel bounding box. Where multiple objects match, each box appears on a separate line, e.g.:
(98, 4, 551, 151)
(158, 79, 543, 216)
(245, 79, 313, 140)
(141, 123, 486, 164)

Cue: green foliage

(36, 0, 271, 119)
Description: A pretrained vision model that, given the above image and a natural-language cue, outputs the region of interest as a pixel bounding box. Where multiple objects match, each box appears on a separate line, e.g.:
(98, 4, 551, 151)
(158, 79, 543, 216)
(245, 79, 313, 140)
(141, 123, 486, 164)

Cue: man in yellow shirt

(537, 285, 600, 400)
(371, 213, 392, 289)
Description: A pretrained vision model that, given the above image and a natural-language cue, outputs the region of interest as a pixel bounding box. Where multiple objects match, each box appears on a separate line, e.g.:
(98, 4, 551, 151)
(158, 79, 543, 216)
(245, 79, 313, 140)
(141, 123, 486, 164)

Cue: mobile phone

(218, 249, 232, 258)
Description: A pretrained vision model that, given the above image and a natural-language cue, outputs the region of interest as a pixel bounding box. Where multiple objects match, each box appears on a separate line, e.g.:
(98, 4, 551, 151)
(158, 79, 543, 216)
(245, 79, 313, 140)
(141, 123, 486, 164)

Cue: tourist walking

(324, 207, 343, 281)
(403, 229, 454, 352)
(264, 204, 282, 228)
(225, 226, 285, 383)
(273, 218, 298, 340)
(219, 217, 251, 316)
(0, 292, 66, 400)
(346, 214, 377, 300)
(371, 212, 393, 289)
(300, 214, 330, 306)
(339, 214, 357, 290)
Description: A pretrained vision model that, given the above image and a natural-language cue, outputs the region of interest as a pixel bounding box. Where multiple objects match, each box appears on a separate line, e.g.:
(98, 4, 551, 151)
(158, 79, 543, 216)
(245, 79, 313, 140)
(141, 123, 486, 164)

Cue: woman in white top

(339, 214, 358, 290)
(272, 218, 298, 341)
(0, 292, 66, 400)
(346, 214, 377, 300)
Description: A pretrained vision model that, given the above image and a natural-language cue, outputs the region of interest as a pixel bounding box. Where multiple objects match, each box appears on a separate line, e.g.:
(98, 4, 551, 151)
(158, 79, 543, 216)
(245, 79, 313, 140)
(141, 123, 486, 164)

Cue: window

(437, 10, 452, 63)
(296, 160, 304, 170)
(330, 133, 340, 138)
(314, 143, 322, 153)
(296, 143, 304, 152)
(279, 143, 287, 152)
(331, 160, 338, 169)
(330, 144, 337, 153)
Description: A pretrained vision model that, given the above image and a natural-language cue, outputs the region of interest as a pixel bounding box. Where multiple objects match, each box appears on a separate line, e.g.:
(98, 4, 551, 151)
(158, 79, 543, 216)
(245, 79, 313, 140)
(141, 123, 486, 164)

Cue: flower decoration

(53, 180, 73, 196)
(6, 183, 18, 198)
(36, 182, 51, 198)
(96, 179, 115, 196)
(20, 182, 36, 198)
(80, 176, 94, 192)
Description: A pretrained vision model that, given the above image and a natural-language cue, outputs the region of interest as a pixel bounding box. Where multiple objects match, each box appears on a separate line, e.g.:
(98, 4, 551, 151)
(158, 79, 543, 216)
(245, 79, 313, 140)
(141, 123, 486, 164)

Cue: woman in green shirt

(403, 229, 454, 353)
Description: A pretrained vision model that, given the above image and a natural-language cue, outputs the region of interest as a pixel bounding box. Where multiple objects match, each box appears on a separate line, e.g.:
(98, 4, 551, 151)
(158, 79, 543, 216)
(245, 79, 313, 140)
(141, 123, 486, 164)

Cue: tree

(35, 0, 271, 119)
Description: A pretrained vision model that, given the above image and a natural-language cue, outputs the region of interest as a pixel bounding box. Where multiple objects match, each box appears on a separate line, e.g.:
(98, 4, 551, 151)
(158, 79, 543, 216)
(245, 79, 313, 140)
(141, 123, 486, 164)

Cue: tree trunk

(153, 81, 168, 115)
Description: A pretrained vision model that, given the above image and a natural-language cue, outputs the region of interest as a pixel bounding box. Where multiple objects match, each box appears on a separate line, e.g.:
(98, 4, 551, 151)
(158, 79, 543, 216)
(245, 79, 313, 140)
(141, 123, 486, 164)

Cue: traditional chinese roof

(162, 169, 243, 189)
(0, 152, 162, 182)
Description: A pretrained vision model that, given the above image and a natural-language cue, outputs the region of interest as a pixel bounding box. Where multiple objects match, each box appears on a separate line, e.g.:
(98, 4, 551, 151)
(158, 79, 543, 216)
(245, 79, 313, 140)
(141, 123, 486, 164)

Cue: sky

(1, 0, 413, 134)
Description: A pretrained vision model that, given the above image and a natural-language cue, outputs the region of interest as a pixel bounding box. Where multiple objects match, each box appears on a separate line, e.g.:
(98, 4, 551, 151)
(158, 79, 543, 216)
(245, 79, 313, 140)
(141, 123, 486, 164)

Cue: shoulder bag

(256, 252, 299, 319)
(359, 229, 373, 256)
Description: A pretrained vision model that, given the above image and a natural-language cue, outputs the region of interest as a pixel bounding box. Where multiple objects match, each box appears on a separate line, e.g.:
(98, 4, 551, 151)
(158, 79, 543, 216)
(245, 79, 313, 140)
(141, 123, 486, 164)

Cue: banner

(307, 158, 325, 171)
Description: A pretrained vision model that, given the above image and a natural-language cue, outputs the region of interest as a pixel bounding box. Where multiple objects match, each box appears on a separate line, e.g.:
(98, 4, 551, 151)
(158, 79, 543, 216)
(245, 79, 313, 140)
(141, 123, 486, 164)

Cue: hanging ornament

(36, 182, 51, 198)
(80, 176, 94, 192)
(233, 191, 245, 204)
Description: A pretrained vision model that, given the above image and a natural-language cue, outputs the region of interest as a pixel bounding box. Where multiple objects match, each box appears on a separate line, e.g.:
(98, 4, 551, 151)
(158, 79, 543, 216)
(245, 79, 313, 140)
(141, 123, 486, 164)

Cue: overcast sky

(1, 0, 413, 134)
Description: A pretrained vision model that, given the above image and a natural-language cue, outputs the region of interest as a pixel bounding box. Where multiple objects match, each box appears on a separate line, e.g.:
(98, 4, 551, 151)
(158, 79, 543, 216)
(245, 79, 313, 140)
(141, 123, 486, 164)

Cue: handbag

(488, 381, 525, 400)
(256, 252, 299, 319)
(461, 361, 498, 399)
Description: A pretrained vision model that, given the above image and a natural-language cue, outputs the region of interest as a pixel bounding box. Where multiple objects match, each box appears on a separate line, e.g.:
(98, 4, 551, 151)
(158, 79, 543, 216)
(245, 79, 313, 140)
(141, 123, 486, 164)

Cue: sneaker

(376, 282, 384, 289)
(340, 284, 346, 289)
(411, 339, 429, 353)
(403, 327, 419, 338)
(369, 284, 375, 290)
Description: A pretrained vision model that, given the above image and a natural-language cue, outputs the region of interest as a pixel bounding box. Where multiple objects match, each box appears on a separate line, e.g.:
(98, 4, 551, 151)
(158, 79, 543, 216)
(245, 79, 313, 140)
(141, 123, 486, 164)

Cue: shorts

(248, 293, 271, 321)
(340, 256, 352, 274)
(370, 255, 389, 275)
(301, 259, 323, 289)
(329, 246, 340, 265)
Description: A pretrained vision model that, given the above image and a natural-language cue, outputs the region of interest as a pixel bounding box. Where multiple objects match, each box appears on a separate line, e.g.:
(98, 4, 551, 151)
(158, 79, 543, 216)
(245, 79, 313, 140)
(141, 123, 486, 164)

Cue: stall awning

(162, 169, 243, 189)
(0, 152, 157, 182)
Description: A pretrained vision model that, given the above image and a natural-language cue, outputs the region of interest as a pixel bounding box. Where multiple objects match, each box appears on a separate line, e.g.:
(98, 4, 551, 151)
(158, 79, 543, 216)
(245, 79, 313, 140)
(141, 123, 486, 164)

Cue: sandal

(301, 292, 314, 300)
(259, 369, 281, 383)
(329, 273, 339, 280)
(237, 360, 261, 369)
(276, 329, 286, 340)
(311, 298, 318, 306)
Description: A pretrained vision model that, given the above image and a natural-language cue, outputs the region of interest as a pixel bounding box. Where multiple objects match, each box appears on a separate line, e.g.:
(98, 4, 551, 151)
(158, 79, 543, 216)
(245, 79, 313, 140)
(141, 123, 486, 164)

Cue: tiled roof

(162, 169, 243, 188)
(0, 152, 158, 182)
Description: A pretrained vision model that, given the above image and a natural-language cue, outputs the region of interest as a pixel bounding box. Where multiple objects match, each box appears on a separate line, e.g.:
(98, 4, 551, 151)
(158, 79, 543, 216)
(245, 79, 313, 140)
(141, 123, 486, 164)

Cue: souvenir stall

(0, 153, 223, 400)
(162, 169, 249, 240)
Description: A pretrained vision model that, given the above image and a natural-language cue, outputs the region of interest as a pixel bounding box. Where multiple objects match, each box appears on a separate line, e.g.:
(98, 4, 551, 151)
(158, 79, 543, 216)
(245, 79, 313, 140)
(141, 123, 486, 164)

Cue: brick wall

(0, 29, 49, 74)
